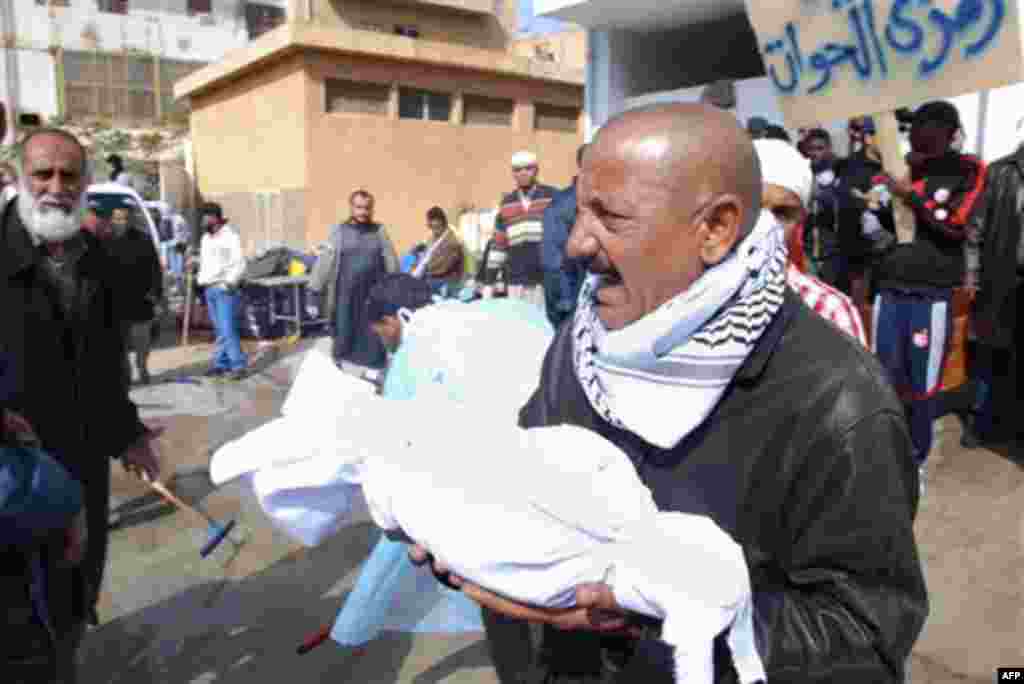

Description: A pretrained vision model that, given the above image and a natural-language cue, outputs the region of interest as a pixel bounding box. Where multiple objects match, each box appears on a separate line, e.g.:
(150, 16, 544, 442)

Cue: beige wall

(512, 30, 587, 71)
(190, 54, 311, 252)
(310, 0, 518, 52)
(303, 51, 583, 254)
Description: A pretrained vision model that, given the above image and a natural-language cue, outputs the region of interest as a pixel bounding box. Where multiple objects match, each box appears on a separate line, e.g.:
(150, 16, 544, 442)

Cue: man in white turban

(754, 138, 868, 345)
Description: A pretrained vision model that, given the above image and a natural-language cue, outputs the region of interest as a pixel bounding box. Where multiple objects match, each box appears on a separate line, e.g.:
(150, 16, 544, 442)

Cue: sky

(517, 0, 569, 36)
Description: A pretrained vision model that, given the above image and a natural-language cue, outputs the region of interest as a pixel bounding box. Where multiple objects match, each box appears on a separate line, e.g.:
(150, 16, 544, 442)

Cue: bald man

(413, 105, 926, 683)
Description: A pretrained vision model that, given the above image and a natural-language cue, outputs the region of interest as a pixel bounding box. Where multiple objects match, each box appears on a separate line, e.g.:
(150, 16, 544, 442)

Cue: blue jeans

(873, 288, 952, 465)
(205, 286, 247, 372)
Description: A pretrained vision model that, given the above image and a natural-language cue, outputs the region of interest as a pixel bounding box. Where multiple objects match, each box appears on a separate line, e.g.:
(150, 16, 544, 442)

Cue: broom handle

(143, 475, 216, 528)
(181, 252, 195, 347)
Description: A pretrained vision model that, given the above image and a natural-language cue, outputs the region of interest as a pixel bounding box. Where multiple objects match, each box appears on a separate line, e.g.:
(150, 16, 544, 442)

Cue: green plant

(136, 131, 164, 159)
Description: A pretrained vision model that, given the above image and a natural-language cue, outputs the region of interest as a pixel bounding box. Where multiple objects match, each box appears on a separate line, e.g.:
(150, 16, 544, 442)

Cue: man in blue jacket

(541, 145, 587, 328)
(2, 352, 88, 682)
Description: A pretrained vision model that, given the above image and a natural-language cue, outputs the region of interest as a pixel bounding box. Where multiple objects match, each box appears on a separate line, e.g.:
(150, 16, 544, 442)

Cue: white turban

(753, 139, 813, 209)
(511, 151, 538, 167)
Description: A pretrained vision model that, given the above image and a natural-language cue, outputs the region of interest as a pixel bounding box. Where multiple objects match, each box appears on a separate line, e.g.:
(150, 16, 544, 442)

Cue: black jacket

(875, 152, 985, 291)
(833, 153, 887, 261)
(105, 228, 164, 322)
(968, 148, 1024, 348)
(513, 290, 927, 683)
(0, 200, 147, 658)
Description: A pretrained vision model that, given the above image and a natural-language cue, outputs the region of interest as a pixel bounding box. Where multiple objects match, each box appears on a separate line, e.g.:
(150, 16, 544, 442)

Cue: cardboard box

(745, 0, 1023, 127)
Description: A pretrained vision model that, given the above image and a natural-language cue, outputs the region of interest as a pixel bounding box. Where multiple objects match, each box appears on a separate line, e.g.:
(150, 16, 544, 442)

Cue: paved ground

(77, 329, 1022, 683)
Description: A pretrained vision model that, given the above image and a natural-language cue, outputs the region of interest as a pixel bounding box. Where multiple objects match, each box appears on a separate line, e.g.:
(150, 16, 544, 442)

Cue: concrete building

(175, 0, 585, 255)
(0, 0, 288, 141)
(538, 0, 1024, 163)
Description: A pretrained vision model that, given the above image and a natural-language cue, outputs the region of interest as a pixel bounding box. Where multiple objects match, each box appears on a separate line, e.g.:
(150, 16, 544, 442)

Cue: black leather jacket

(511, 290, 928, 684)
(967, 148, 1024, 348)
(0, 202, 147, 662)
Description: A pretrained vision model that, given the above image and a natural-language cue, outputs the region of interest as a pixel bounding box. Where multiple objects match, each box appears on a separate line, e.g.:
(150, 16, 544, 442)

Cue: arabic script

(763, 0, 1007, 96)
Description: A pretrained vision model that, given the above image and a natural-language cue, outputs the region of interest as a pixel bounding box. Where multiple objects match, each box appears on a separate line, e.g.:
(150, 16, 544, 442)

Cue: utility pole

(147, 16, 163, 122)
(48, 0, 65, 121)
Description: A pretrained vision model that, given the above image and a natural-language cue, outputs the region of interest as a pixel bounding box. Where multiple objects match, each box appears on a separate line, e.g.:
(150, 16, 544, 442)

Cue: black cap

(913, 101, 960, 130)
(199, 202, 224, 220)
(106, 154, 123, 166)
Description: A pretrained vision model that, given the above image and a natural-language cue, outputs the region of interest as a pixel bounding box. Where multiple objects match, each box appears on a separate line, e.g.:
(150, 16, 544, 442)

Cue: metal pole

(976, 89, 990, 162)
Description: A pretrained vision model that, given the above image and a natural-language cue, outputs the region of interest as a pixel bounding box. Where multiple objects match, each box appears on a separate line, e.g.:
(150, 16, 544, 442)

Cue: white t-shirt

(196, 224, 245, 287)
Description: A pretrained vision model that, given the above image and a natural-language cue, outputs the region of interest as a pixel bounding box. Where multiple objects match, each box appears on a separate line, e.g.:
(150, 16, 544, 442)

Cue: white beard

(18, 189, 83, 244)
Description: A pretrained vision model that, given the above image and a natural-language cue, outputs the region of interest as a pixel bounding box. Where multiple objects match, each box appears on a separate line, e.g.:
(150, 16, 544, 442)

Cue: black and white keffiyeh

(573, 211, 788, 449)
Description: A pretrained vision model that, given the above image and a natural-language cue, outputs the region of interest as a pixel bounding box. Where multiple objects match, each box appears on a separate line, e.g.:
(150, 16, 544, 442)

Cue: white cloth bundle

(211, 353, 765, 683)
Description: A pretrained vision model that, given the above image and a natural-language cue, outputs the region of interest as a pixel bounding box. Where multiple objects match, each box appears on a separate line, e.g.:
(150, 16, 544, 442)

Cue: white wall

(16, 49, 60, 119)
(3, 0, 286, 121)
(10, 0, 268, 61)
(976, 83, 1024, 162)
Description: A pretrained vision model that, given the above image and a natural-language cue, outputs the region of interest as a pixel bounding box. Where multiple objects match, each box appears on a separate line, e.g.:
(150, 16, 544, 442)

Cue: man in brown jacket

(413, 206, 464, 294)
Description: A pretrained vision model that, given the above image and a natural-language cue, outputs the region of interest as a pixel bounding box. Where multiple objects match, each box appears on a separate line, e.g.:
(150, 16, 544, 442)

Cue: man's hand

(408, 544, 637, 636)
(875, 174, 914, 200)
(121, 433, 161, 482)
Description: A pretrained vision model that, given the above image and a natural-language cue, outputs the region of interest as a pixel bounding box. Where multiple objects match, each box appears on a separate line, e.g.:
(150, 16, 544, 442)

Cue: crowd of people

(1, 93, 1022, 683)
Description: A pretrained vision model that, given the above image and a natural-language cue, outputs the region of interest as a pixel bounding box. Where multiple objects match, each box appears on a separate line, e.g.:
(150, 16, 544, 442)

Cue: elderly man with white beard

(0, 128, 160, 682)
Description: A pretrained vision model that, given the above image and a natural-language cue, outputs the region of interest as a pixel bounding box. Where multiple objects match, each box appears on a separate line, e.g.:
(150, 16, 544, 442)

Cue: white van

(85, 182, 162, 254)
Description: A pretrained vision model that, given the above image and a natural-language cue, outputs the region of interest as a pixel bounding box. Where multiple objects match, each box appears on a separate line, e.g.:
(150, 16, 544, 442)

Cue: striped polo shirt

(491, 183, 558, 285)
(787, 265, 867, 347)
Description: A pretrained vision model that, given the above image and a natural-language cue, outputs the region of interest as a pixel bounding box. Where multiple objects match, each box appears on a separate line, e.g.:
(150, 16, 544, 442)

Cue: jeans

(205, 286, 247, 372)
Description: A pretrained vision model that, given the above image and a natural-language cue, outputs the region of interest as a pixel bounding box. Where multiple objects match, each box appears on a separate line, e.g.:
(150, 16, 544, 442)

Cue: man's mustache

(35, 195, 76, 212)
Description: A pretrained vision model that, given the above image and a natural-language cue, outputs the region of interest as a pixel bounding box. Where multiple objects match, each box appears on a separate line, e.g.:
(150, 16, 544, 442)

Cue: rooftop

(535, 0, 745, 31)
(174, 21, 584, 101)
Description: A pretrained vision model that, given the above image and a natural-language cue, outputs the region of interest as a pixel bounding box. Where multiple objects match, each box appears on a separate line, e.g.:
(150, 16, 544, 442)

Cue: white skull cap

(511, 151, 538, 167)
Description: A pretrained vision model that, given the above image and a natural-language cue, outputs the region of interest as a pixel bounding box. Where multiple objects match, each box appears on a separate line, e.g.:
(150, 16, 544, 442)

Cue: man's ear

(698, 195, 744, 266)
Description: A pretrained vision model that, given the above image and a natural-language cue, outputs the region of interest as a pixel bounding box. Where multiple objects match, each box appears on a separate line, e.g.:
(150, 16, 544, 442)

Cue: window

(325, 79, 390, 116)
(245, 3, 286, 40)
(535, 103, 579, 133)
(187, 0, 211, 14)
(462, 94, 514, 127)
(398, 88, 451, 122)
(97, 0, 128, 14)
(63, 50, 205, 124)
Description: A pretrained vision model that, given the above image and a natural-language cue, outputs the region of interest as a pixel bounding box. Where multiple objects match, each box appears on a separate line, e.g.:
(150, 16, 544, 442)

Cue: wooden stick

(297, 624, 332, 655)
(181, 264, 194, 347)
(143, 474, 216, 528)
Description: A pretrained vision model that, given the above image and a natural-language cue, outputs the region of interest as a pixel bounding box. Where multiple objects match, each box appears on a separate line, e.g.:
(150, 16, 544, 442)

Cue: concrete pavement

(78, 335, 1022, 683)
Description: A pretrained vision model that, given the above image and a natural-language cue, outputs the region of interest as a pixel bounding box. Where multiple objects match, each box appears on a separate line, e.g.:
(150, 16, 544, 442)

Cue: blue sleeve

(541, 198, 564, 273)
(0, 446, 84, 547)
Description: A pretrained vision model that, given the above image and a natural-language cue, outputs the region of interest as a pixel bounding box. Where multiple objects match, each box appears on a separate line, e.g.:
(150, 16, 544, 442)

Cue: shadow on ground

(79, 521, 491, 684)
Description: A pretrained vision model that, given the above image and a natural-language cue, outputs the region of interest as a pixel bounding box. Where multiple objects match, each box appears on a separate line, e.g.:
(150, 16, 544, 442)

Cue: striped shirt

(492, 183, 557, 285)
(787, 265, 867, 347)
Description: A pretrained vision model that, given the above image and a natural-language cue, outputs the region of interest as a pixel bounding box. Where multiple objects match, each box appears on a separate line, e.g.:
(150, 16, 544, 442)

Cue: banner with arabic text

(745, 0, 1021, 127)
